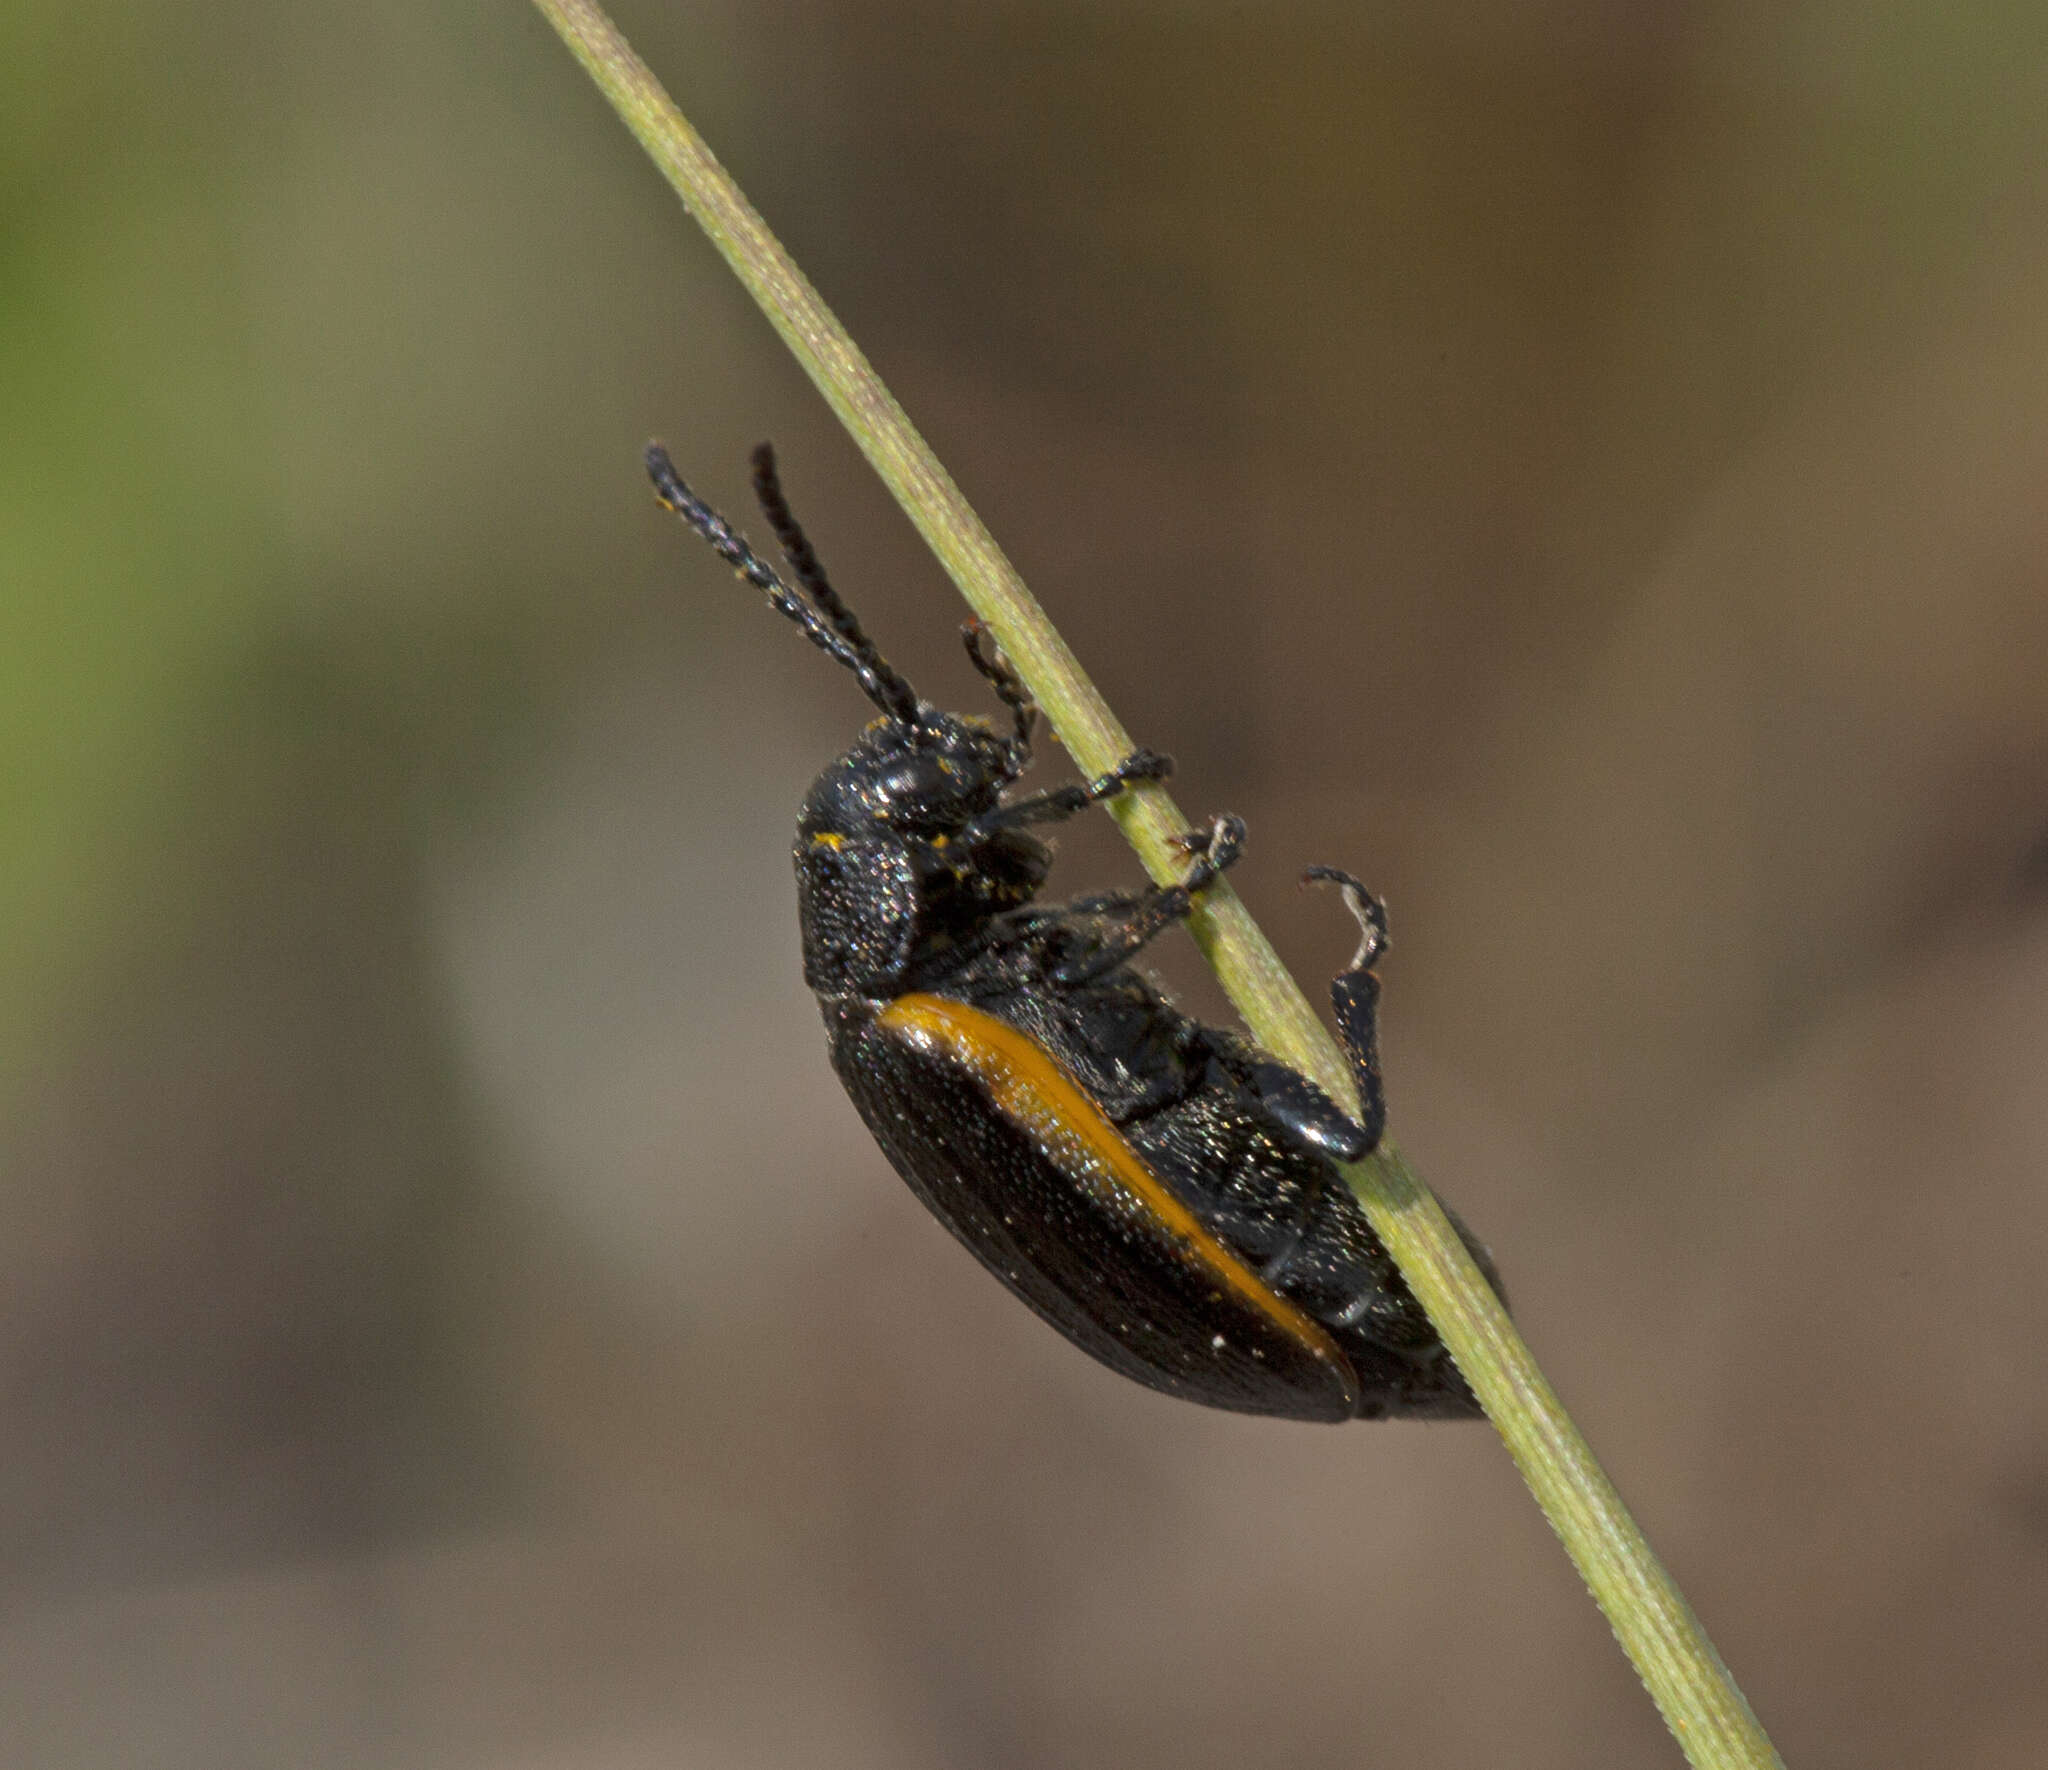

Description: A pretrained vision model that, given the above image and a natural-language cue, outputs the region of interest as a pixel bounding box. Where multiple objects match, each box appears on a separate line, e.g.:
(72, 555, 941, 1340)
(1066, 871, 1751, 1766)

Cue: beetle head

(650, 442, 1051, 997)
(790, 704, 1054, 999)
(802, 708, 1014, 840)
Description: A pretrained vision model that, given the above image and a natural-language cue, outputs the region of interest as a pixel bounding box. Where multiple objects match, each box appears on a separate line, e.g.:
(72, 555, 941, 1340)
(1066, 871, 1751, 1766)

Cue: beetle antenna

(751, 443, 927, 727)
(750, 446, 869, 651)
(961, 618, 1036, 766)
(647, 443, 921, 725)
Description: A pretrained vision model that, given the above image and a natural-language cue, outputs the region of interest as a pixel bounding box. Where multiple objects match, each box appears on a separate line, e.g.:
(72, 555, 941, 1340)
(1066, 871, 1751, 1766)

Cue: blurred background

(5, 1, 2047, 1764)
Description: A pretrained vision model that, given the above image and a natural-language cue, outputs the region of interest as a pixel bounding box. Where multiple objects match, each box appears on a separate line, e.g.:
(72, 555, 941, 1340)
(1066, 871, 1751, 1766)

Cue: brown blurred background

(5, 2, 2048, 1765)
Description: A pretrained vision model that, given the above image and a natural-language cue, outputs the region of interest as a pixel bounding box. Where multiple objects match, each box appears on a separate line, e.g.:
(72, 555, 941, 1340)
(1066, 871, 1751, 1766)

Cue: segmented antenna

(646, 443, 921, 725)
(961, 618, 1036, 765)
(750, 446, 874, 656)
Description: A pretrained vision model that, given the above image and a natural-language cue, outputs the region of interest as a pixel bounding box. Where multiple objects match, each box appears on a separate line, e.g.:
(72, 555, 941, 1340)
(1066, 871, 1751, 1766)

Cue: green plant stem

(528, 4, 1786, 1767)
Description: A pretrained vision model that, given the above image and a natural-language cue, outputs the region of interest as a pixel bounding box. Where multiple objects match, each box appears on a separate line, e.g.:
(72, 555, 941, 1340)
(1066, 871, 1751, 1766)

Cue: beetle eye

(876, 749, 988, 834)
(877, 766, 942, 823)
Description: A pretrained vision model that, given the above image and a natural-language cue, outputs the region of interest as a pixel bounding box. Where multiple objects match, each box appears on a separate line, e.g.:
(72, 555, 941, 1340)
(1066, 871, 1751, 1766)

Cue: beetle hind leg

(1242, 1059, 1372, 1162)
(1299, 867, 1508, 1316)
(1301, 866, 1390, 1156)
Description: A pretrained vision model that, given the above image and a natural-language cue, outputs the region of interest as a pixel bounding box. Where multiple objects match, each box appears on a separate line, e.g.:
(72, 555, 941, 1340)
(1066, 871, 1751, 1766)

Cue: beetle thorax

(791, 712, 1048, 1000)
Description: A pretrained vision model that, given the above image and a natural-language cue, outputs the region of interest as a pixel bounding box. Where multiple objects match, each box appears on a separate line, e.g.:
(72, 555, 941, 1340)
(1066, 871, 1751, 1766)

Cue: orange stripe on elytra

(877, 992, 1345, 1368)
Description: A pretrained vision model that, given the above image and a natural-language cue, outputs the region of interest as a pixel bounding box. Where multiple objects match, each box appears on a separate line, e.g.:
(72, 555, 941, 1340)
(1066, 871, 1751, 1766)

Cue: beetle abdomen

(831, 994, 1363, 1422)
(1120, 1083, 1483, 1420)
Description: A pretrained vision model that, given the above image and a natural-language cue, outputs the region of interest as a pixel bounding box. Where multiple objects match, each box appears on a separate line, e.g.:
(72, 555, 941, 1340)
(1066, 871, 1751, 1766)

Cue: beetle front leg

(965, 747, 1173, 842)
(1051, 814, 1246, 985)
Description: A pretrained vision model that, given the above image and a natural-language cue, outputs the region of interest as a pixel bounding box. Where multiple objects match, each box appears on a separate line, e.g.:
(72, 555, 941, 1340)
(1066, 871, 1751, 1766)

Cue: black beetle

(649, 442, 1502, 1421)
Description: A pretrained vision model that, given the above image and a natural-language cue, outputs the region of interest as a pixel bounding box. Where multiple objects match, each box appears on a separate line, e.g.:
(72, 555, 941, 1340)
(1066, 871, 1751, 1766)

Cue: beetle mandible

(649, 441, 1503, 1421)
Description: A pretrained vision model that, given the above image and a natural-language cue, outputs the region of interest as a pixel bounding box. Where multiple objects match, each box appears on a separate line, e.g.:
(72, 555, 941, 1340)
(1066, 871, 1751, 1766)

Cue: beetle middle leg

(1051, 814, 1246, 985)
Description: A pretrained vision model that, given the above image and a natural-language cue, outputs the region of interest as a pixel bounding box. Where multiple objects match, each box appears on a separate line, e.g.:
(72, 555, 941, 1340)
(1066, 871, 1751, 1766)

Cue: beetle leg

(1102, 1063, 1200, 1125)
(1060, 889, 1149, 916)
(1301, 866, 1390, 1157)
(1243, 1059, 1374, 1161)
(1167, 812, 1246, 885)
(965, 748, 1173, 840)
(1051, 814, 1246, 984)
(960, 619, 1037, 762)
